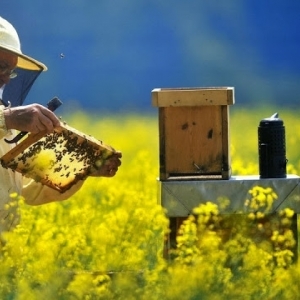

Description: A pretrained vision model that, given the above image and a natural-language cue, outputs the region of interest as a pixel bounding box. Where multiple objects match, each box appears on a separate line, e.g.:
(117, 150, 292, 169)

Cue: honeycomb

(1, 122, 116, 193)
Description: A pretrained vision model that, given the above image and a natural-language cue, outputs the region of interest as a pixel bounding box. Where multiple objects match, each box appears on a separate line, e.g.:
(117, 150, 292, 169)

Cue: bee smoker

(258, 113, 287, 178)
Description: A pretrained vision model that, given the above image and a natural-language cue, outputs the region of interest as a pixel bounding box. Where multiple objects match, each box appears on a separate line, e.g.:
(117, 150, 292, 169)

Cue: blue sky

(1, 1, 300, 111)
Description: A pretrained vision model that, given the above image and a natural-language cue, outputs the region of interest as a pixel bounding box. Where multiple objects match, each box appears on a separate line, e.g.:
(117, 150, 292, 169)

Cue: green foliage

(0, 108, 300, 299)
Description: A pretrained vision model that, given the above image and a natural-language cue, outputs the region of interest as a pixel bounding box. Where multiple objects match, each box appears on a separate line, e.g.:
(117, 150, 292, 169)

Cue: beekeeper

(0, 16, 121, 231)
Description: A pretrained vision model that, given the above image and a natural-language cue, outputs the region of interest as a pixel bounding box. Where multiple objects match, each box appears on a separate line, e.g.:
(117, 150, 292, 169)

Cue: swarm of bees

(1, 122, 116, 193)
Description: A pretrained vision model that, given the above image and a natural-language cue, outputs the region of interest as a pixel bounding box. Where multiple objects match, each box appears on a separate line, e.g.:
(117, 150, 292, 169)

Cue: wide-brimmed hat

(0, 16, 47, 71)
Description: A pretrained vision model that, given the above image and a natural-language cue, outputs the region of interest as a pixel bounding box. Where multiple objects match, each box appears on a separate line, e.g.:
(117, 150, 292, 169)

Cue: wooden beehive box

(1, 122, 116, 193)
(152, 87, 235, 180)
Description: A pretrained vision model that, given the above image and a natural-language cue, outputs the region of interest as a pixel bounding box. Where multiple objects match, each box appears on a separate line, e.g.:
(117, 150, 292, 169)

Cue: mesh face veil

(0, 17, 47, 107)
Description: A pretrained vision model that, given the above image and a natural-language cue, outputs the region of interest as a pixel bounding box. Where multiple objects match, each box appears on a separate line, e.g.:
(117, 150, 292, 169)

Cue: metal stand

(158, 175, 300, 258)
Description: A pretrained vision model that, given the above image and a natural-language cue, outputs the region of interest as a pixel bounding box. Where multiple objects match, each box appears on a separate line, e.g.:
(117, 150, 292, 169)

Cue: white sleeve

(22, 178, 85, 206)
(0, 105, 9, 138)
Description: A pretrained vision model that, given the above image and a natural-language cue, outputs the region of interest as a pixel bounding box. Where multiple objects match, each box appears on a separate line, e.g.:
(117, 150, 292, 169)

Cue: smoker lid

(259, 112, 284, 127)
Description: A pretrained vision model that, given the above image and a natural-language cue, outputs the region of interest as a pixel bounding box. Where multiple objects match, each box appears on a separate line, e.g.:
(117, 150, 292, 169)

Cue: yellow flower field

(1, 107, 300, 299)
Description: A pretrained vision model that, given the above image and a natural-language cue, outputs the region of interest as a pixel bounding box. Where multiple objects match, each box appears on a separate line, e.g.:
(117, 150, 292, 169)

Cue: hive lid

(1, 122, 116, 193)
(152, 87, 235, 107)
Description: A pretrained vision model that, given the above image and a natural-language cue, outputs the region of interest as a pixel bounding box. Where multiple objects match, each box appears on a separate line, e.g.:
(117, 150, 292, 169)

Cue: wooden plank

(163, 106, 224, 176)
(152, 87, 235, 107)
(1, 131, 48, 162)
(164, 217, 186, 258)
(158, 108, 168, 180)
(221, 106, 231, 179)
